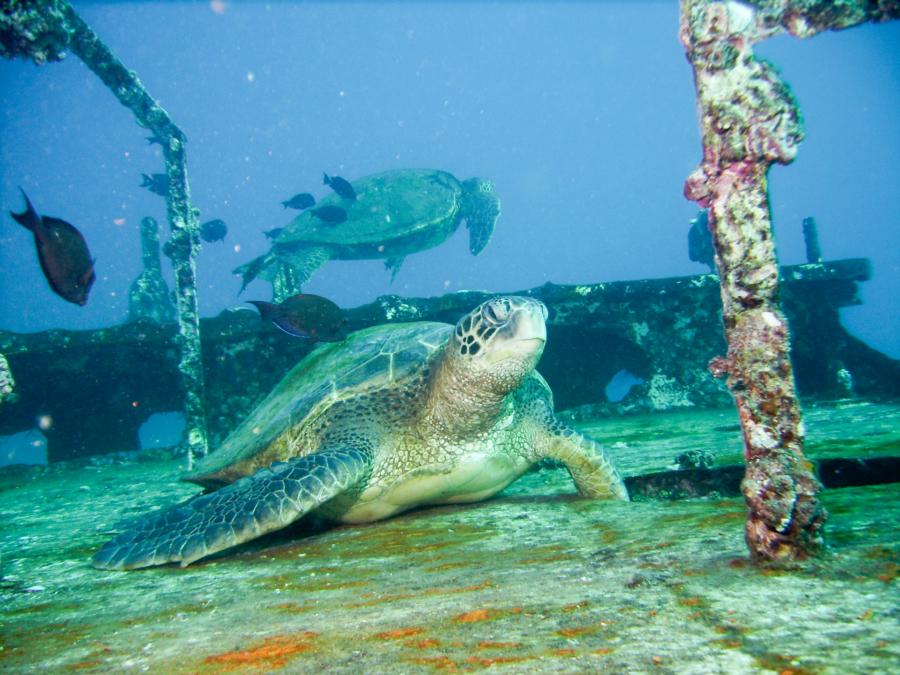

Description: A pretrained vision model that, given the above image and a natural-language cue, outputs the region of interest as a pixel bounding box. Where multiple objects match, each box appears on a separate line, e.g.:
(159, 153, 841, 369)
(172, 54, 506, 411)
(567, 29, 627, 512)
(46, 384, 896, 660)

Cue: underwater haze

(0, 1, 898, 358)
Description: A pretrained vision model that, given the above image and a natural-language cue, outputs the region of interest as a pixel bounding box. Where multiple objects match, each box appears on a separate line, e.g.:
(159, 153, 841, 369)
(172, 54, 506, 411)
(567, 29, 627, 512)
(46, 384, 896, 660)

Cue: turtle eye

(483, 298, 510, 325)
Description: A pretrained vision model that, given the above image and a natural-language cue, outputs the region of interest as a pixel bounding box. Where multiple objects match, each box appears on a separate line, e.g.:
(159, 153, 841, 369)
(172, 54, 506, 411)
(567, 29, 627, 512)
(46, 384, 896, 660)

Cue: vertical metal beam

(680, 0, 898, 561)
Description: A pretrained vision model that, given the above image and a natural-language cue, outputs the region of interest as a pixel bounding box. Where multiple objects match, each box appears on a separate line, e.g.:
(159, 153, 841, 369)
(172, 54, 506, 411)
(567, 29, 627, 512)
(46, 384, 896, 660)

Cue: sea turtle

(235, 169, 501, 296)
(93, 297, 627, 570)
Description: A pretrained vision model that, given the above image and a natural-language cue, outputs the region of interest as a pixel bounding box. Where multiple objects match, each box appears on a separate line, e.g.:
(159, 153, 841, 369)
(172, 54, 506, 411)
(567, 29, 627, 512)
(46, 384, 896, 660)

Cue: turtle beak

(494, 301, 546, 361)
(516, 300, 547, 342)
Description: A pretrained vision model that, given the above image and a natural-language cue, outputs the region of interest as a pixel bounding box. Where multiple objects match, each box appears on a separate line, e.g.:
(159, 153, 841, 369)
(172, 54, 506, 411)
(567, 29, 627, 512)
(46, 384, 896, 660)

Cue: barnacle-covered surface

(1, 403, 897, 672)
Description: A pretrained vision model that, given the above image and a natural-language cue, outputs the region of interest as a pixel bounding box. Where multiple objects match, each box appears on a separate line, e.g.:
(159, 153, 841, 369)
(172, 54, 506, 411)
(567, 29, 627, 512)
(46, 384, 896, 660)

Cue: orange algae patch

(515, 544, 570, 565)
(352, 580, 494, 608)
(454, 609, 493, 623)
(65, 660, 105, 670)
(556, 625, 600, 638)
(563, 601, 590, 612)
(410, 655, 458, 670)
(374, 627, 425, 640)
(412, 638, 441, 649)
(552, 648, 577, 657)
(203, 632, 318, 670)
(466, 655, 533, 667)
(876, 562, 898, 583)
(477, 641, 522, 650)
(425, 561, 472, 572)
(593, 647, 614, 655)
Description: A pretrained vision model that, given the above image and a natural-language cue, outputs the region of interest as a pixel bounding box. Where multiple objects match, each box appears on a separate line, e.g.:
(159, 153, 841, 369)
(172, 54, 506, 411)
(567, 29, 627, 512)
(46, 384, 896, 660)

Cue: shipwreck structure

(680, 0, 899, 560)
(1, 0, 209, 466)
(1, 258, 897, 464)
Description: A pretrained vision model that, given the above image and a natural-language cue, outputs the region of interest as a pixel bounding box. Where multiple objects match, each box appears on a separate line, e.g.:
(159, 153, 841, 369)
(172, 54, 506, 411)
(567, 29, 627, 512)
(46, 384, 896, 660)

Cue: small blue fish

(310, 205, 347, 225)
(140, 173, 168, 197)
(200, 219, 227, 243)
(323, 173, 356, 201)
(281, 193, 316, 210)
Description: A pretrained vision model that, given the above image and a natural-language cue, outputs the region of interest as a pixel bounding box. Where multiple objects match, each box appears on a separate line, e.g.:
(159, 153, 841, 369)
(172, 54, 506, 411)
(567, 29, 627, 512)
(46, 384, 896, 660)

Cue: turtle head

(461, 178, 500, 256)
(449, 296, 548, 394)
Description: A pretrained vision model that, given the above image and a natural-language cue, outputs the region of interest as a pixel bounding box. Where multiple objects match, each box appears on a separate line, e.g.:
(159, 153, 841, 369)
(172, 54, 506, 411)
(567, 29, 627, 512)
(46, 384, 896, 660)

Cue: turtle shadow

(182, 492, 586, 569)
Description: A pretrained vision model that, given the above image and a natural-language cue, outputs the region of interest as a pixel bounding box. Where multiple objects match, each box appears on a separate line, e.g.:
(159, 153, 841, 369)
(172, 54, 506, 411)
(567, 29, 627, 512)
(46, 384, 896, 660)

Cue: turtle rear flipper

(461, 177, 500, 256)
(92, 447, 372, 570)
(234, 245, 330, 296)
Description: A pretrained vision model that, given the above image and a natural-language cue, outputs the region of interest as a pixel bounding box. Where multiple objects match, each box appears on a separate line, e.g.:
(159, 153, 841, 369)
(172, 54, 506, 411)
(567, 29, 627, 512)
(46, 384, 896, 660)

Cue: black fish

(248, 293, 347, 341)
(10, 189, 96, 306)
(140, 173, 168, 197)
(281, 193, 316, 210)
(323, 173, 356, 201)
(263, 227, 284, 240)
(310, 205, 347, 225)
(200, 219, 227, 243)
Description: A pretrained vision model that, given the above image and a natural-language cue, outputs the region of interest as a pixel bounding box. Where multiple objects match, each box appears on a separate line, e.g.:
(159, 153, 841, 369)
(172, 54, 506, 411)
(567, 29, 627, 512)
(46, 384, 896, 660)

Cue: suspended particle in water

(37, 415, 53, 430)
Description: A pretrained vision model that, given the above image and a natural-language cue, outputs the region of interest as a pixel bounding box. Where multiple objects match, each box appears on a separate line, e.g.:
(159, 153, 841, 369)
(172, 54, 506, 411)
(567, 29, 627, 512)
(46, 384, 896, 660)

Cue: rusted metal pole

(1, 0, 209, 466)
(680, 0, 898, 561)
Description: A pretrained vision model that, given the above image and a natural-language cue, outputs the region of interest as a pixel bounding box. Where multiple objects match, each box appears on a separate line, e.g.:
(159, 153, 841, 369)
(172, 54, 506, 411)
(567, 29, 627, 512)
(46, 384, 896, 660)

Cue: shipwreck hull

(1, 258, 897, 462)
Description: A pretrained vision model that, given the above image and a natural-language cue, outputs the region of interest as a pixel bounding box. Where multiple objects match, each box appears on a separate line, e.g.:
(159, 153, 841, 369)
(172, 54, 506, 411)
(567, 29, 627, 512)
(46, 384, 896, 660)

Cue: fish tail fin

(322, 172, 330, 186)
(246, 300, 275, 321)
(10, 188, 40, 231)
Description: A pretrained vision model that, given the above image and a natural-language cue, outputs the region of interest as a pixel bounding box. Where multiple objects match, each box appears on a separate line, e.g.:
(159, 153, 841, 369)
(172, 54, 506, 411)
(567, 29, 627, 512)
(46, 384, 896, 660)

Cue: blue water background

(1, 2, 898, 359)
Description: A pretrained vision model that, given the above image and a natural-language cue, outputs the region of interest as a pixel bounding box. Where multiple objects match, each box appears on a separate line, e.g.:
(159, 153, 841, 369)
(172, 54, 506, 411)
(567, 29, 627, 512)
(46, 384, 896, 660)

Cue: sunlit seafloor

(1, 402, 897, 673)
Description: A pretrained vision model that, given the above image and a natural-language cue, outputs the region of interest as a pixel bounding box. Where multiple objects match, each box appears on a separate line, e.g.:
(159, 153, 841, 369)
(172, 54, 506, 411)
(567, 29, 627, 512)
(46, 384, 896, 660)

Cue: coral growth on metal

(0, 0, 68, 64)
(682, 0, 897, 562)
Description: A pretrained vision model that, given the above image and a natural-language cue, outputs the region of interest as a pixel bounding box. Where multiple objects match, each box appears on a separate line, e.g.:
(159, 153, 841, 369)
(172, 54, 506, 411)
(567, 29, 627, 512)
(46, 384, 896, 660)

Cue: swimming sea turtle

(235, 169, 501, 296)
(93, 297, 627, 570)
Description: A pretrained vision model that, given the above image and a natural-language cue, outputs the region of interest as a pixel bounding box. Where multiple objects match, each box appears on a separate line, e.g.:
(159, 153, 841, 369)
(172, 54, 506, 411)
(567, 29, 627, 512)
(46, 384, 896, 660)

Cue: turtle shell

(275, 169, 463, 250)
(188, 321, 452, 484)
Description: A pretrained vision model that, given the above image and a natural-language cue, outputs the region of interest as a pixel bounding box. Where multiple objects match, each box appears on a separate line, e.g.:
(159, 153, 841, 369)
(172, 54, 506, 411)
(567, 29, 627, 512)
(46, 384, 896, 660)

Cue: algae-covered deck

(1, 402, 898, 673)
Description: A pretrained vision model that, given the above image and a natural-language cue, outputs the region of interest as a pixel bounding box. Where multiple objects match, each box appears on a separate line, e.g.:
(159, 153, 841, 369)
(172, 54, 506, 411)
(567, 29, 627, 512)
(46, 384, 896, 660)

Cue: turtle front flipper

(384, 256, 405, 282)
(460, 177, 500, 255)
(92, 447, 371, 570)
(531, 404, 628, 501)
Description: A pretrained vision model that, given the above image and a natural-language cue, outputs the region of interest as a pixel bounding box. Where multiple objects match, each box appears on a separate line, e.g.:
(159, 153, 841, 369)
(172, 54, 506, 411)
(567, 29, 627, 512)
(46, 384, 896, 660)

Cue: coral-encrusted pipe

(680, 0, 898, 561)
